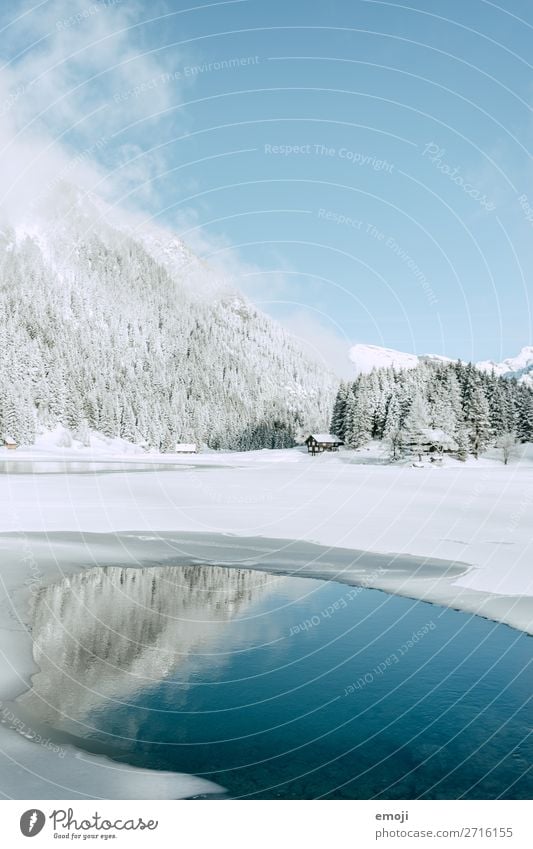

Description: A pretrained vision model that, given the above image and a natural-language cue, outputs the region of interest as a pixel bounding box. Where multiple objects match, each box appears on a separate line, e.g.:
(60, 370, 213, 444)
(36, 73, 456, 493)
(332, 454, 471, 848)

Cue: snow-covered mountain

(348, 343, 452, 375)
(0, 184, 336, 449)
(476, 347, 533, 387)
(349, 343, 532, 386)
(349, 344, 419, 373)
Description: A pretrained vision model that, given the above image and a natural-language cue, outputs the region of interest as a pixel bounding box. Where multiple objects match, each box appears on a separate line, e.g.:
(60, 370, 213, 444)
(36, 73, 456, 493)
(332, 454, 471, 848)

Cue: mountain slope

(0, 186, 336, 450)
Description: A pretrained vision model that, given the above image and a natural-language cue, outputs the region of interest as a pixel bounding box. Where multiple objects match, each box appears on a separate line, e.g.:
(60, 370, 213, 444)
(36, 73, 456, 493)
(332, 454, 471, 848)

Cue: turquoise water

(23, 565, 532, 799)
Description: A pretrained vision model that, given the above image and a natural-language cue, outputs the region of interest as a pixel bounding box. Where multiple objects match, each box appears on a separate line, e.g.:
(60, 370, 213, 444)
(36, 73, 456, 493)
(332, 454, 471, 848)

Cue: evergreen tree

(345, 380, 373, 448)
(455, 425, 469, 461)
(516, 389, 533, 442)
(403, 392, 429, 461)
(328, 358, 533, 462)
(465, 384, 492, 459)
(330, 381, 349, 439)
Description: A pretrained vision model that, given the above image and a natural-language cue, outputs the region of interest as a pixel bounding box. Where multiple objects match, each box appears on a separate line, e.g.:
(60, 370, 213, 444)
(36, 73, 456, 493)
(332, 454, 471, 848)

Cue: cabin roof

(418, 428, 458, 448)
(3, 434, 16, 443)
(308, 433, 342, 443)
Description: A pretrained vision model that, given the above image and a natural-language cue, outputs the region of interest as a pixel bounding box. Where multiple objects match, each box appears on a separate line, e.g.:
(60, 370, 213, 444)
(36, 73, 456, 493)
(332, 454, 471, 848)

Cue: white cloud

(0, 0, 181, 218)
(0, 1, 353, 377)
(272, 310, 354, 378)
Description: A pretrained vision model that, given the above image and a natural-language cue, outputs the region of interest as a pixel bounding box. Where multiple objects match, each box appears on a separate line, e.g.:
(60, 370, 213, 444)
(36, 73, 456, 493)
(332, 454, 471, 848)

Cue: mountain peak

(477, 347, 533, 387)
(348, 344, 419, 374)
(348, 342, 533, 386)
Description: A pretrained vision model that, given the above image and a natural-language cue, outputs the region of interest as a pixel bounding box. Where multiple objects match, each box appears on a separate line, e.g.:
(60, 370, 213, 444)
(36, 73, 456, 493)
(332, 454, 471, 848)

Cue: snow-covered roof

(308, 433, 342, 443)
(419, 428, 458, 449)
(175, 443, 197, 452)
(3, 434, 16, 444)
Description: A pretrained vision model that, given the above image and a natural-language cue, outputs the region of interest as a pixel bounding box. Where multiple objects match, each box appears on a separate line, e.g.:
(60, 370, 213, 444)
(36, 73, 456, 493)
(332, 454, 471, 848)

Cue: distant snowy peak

(348, 344, 419, 374)
(349, 343, 532, 385)
(476, 347, 533, 386)
(348, 344, 452, 375)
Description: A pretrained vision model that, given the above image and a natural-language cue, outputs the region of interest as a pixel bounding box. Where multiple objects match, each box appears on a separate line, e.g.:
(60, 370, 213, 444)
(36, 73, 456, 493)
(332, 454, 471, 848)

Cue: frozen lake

(0, 459, 200, 475)
(14, 563, 532, 800)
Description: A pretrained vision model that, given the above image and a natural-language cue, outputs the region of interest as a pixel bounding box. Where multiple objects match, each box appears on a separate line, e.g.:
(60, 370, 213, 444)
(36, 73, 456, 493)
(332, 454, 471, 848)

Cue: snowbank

(0, 445, 531, 612)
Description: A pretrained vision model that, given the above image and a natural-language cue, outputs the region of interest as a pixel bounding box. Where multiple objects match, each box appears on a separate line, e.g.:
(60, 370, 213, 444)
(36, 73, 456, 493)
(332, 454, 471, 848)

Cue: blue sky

(1, 0, 532, 375)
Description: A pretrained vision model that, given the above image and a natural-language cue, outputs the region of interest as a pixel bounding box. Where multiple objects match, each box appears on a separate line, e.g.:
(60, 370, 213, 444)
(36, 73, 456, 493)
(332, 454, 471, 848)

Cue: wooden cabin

(305, 433, 343, 455)
(175, 443, 198, 454)
(3, 435, 17, 450)
(405, 428, 458, 462)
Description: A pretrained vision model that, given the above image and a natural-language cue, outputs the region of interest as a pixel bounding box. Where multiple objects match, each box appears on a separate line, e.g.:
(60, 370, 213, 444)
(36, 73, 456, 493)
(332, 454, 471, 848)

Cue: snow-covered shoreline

(1, 443, 531, 797)
(1, 442, 532, 630)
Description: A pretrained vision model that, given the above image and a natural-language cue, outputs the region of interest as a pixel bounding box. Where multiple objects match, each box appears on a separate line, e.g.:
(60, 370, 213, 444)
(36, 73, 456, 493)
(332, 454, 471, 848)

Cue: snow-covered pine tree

(330, 357, 532, 461)
(403, 391, 429, 461)
(330, 381, 349, 440)
(516, 387, 533, 442)
(464, 382, 492, 459)
(455, 425, 470, 461)
(345, 377, 373, 448)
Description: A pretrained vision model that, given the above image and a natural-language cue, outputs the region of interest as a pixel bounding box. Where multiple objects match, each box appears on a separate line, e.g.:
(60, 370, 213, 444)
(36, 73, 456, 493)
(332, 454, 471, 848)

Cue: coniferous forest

(330, 360, 533, 460)
(0, 193, 335, 451)
(1, 193, 531, 458)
